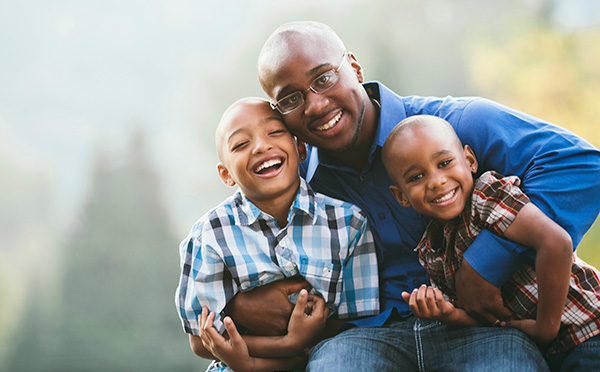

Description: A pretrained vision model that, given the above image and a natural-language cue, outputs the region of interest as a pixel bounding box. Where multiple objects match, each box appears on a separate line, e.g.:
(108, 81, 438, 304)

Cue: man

(228, 21, 600, 371)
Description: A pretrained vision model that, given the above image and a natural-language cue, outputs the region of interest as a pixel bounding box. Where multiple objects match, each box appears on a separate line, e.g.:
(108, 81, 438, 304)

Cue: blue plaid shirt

(175, 178, 379, 335)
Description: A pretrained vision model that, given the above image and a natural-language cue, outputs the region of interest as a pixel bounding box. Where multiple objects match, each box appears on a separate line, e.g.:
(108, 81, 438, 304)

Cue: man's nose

(303, 90, 330, 116)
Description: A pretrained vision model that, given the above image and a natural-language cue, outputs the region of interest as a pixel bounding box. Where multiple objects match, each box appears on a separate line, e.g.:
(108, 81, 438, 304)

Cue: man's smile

(315, 111, 342, 131)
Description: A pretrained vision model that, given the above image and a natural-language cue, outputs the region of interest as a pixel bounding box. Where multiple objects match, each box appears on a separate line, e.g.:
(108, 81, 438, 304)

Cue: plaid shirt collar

(231, 177, 317, 227)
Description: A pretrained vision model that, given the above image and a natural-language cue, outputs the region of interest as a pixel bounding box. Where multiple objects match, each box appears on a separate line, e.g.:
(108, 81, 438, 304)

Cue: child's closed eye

(232, 141, 248, 151)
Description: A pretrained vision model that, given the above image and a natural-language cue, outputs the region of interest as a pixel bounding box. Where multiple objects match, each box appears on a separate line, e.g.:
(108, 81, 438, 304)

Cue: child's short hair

(381, 115, 462, 175)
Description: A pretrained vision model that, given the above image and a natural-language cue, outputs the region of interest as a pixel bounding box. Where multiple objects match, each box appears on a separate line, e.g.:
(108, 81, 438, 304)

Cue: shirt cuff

(462, 229, 535, 286)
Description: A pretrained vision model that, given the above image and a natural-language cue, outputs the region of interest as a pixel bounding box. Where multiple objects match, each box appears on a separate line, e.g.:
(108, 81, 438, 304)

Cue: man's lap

(546, 334, 600, 372)
(307, 317, 549, 372)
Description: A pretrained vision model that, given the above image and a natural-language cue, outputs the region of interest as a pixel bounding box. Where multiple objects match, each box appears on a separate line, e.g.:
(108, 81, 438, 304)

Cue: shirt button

(413, 279, 423, 286)
(322, 267, 331, 275)
(378, 212, 386, 220)
(359, 174, 367, 181)
(284, 263, 295, 272)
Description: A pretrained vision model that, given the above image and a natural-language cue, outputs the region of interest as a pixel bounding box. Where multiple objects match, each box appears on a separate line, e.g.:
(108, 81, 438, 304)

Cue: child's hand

(402, 285, 456, 321)
(199, 307, 256, 372)
(285, 289, 329, 352)
(501, 318, 558, 345)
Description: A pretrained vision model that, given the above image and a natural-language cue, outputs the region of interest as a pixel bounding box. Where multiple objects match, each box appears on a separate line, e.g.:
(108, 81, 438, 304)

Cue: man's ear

(389, 185, 412, 208)
(297, 140, 307, 162)
(347, 52, 364, 84)
(217, 163, 236, 187)
(463, 145, 478, 174)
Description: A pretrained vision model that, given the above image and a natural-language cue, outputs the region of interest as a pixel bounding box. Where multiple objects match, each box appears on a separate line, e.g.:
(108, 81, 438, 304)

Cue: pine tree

(6, 128, 208, 371)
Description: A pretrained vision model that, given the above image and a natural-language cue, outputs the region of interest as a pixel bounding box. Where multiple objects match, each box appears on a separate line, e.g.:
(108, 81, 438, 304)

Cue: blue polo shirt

(300, 81, 600, 326)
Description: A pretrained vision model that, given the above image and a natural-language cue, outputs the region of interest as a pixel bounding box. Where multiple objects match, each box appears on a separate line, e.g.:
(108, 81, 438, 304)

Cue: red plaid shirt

(417, 171, 600, 354)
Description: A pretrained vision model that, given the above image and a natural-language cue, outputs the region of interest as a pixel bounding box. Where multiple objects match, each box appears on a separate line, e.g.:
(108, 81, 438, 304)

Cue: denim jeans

(307, 317, 549, 372)
(546, 334, 600, 372)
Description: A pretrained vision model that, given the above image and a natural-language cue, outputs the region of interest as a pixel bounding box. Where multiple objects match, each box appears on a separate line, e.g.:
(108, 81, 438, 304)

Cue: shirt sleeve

(336, 215, 380, 319)
(456, 98, 600, 286)
(174, 223, 236, 335)
(471, 171, 530, 235)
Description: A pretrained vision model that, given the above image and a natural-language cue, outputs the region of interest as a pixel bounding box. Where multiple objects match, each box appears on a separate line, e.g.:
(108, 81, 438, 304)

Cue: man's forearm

(227, 277, 309, 336)
(244, 317, 345, 358)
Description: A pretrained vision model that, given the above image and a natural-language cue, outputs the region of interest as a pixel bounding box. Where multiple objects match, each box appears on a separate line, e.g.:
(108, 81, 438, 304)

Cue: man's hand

(454, 260, 513, 324)
(228, 276, 310, 336)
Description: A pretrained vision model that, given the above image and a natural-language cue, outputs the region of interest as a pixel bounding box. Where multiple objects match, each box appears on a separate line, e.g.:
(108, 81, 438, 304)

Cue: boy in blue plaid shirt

(175, 97, 379, 371)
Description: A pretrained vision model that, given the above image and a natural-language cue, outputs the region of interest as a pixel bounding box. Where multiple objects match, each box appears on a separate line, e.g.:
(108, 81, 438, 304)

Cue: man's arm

(236, 290, 329, 357)
(227, 276, 310, 336)
(189, 290, 328, 361)
(453, 98, 600, 320)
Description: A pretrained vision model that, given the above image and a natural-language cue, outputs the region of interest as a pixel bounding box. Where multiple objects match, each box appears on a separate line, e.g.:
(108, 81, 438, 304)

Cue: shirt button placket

(280, 236, 297, 276)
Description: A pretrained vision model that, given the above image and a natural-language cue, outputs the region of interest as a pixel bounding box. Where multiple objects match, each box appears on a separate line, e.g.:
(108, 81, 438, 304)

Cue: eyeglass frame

(269, 52, 349, 115)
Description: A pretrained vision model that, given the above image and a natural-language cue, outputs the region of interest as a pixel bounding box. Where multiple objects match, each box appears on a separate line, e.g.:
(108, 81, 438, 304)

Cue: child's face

(387, 126, 477, 222)
(217, 101, 306, 205)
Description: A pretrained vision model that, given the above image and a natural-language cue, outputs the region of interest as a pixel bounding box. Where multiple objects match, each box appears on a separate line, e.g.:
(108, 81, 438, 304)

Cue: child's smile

(253, 156, 284, 176)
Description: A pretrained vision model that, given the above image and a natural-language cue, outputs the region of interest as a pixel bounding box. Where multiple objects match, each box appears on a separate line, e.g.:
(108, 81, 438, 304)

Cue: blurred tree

(6, 128, 208, 371)
(467, 17, 600, 147)
(466, 16, 600, 266)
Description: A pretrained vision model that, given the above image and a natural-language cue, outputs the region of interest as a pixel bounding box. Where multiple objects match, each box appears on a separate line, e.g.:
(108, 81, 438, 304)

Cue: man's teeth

(255, 159, 282, 172)
(433, 189, 456, 203)
(316, 112, 342, 131)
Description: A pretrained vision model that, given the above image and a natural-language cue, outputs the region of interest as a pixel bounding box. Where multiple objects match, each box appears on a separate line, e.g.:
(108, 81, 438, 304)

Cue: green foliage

(578, 218, 600, 268)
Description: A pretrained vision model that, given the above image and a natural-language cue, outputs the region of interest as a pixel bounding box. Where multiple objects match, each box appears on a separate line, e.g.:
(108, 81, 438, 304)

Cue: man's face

(259, 35, 368, 154)
(217, 102, 304, 205)
(387, 126, 477, 222)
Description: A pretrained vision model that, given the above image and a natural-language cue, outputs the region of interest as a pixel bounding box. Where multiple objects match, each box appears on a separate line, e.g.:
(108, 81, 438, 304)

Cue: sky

(0, 1, 252, 227)
(1, 0, 599, 235)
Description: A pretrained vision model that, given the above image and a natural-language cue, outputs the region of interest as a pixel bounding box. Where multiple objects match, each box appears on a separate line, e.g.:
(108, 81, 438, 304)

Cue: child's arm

(199, 289, 328, 370)
(500, 202, 572, 344)
(402, 285, 481, 326)
(201, 313, 308, 372)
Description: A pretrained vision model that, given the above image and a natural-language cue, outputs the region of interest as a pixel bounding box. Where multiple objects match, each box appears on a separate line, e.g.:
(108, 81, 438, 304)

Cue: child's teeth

(256, 159, 281, 172)
(433, 189, 455, 203)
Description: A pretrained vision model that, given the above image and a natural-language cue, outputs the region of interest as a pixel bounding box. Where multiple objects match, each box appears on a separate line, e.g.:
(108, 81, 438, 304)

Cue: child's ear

(389, 185, 412, 208)
(217, 163, 236, 187)
(464, 145, 478, 174)
(297, 140, 307, 162)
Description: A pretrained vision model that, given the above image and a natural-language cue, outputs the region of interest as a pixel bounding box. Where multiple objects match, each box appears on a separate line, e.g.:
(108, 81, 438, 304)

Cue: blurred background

(1, 0, 599, 370)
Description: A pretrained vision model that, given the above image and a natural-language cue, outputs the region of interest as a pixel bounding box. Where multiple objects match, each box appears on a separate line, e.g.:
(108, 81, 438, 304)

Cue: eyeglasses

(270, 52, 348, 115)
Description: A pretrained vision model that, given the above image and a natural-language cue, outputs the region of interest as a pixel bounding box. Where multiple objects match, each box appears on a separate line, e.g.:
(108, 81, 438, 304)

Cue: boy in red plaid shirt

(382, 114, 600, 370)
